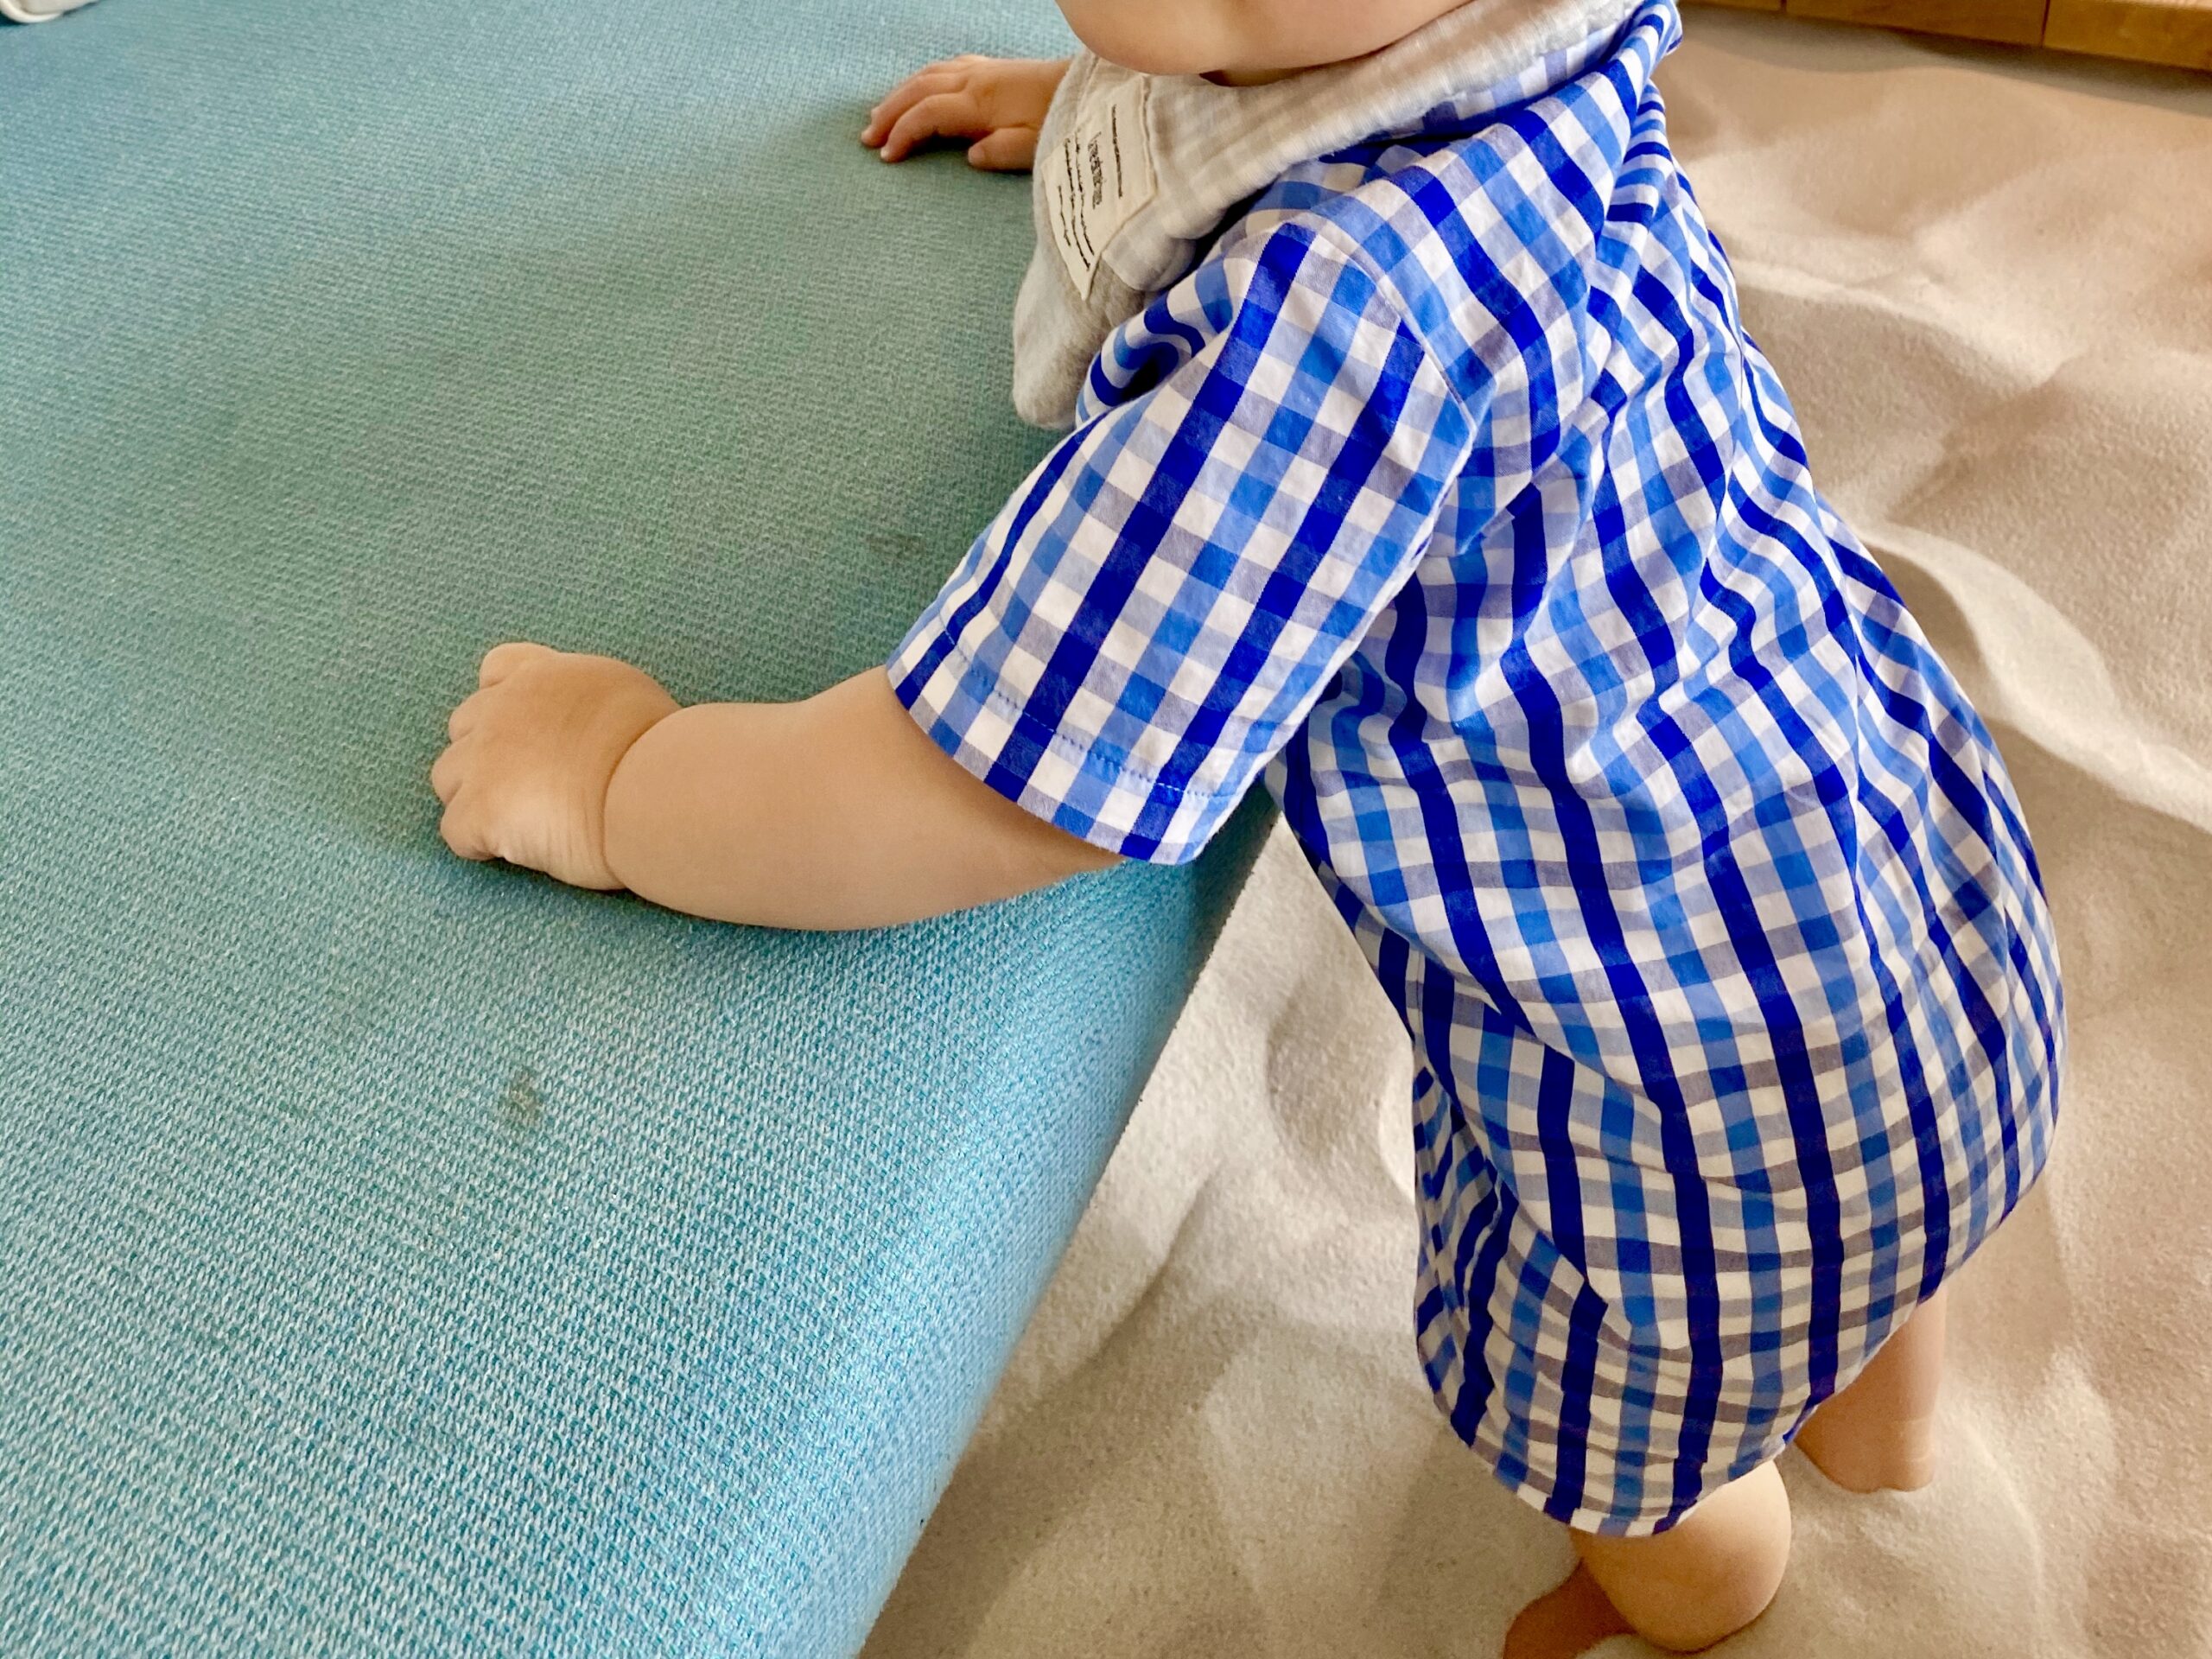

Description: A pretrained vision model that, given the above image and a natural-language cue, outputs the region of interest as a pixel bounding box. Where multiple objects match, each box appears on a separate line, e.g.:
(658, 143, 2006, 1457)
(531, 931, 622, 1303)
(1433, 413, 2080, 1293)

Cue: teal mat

(0, 1, 1266, 1651)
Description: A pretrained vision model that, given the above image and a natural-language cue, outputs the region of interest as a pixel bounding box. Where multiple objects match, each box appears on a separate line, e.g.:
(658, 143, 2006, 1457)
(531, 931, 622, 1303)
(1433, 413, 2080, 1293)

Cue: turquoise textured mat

(0, 1, 1266, 1652)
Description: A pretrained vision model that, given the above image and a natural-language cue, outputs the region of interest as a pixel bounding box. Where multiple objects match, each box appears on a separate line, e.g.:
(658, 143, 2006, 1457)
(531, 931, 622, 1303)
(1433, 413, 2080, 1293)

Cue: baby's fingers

(433, 748, 499, 861)
(429, 740, 471, 806)
(967, 126, 1039, 173)
(862, 68, 962, 148)
(877, 92, 990, 163)
(438, 796, 498, 864)
(447, 687, 493, 742)
(479, 640, 554, 689)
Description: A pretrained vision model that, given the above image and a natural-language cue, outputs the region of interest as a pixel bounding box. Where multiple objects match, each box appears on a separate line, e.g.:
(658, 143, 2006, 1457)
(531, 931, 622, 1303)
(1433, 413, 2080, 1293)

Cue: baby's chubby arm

(861, 55, 1069, 171)
(432, 60, 1099, 923)
(431, 645, 1117, 930)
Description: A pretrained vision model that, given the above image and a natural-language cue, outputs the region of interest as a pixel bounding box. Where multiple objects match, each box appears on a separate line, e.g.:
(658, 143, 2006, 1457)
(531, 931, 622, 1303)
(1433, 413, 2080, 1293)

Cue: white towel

(1010, 0, 1641, 429)
(0, 0, 99, 22)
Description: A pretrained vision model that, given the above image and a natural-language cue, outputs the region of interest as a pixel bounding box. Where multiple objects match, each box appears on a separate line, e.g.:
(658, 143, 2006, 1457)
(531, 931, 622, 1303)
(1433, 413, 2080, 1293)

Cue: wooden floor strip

(1686, 0, 2212, 69)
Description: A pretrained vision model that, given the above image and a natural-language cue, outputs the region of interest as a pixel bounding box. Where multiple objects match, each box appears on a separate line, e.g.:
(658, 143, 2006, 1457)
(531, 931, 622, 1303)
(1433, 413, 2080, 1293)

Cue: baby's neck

(1205, 64, 1317, 87)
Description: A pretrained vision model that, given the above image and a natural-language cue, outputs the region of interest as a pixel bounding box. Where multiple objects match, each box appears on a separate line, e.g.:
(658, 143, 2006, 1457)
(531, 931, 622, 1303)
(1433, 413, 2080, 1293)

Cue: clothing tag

(1044, 76, 1156, 299)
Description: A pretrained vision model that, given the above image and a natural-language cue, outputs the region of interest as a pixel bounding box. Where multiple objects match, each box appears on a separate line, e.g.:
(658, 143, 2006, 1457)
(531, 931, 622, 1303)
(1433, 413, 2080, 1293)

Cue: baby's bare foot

(1503, 1563, 1633, 1659)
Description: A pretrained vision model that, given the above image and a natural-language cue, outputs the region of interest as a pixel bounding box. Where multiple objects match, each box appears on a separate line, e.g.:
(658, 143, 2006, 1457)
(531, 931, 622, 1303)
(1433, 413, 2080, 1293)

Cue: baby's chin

(1053, 0, 1465, 79)
(1052, 0, 1236, 77)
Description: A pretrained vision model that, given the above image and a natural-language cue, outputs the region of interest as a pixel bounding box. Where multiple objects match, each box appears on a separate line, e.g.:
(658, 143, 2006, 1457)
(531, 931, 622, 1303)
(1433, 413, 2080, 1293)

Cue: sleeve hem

(884, 652, 1232, 868)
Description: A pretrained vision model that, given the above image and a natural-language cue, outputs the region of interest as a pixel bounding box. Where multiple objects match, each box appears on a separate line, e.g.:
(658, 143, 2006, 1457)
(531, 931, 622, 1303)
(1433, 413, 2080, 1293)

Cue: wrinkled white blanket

(870, 14, 2212, 1656)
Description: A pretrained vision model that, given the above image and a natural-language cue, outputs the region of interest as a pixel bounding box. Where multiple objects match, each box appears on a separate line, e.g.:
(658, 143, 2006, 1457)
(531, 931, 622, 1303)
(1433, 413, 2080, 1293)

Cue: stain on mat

(865, 531, 930, 564)
(497, 1066, 545, 1132)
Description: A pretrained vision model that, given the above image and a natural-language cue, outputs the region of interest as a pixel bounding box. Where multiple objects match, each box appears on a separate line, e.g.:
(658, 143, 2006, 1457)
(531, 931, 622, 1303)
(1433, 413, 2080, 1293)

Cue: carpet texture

(865, 15, 2212, 1659)
(0, 1, 1271, 1655)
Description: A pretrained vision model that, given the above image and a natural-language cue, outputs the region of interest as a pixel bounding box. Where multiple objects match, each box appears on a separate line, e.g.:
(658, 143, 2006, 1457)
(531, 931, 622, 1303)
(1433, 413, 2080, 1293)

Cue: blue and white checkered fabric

(893, 0, 2063, 1535)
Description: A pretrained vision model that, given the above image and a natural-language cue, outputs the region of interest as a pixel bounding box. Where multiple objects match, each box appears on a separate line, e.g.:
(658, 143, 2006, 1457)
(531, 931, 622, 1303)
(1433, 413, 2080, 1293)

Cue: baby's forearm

(601, 670, 1119, 930)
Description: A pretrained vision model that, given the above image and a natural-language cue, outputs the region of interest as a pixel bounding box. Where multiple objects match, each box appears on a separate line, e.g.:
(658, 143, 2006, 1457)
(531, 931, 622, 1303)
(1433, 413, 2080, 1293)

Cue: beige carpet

(867, 14, 2212, 1656)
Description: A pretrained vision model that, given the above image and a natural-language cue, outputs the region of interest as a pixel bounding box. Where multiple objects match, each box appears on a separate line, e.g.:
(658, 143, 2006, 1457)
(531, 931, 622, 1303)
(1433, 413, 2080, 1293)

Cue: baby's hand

(861, 55, 1069, 172)
(431, 644, 679, 893)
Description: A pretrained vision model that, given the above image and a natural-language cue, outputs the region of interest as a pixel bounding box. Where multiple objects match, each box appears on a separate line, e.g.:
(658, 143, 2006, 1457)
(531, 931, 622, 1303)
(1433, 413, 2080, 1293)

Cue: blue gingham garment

(891, 0, 2062, 1535)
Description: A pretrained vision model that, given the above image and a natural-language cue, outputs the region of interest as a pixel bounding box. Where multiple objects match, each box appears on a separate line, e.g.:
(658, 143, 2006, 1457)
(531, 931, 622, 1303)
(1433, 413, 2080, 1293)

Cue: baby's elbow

(1041, 823, 1124, 879)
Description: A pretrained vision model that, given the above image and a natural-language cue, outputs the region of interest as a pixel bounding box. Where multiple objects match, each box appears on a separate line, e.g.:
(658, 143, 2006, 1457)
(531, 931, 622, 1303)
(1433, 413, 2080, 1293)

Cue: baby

(430, 0, 2063, 1650)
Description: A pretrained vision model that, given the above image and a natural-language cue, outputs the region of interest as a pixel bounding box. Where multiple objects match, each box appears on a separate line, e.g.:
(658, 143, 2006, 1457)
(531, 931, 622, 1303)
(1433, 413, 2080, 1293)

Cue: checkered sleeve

(888, 220, 1476, 864)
